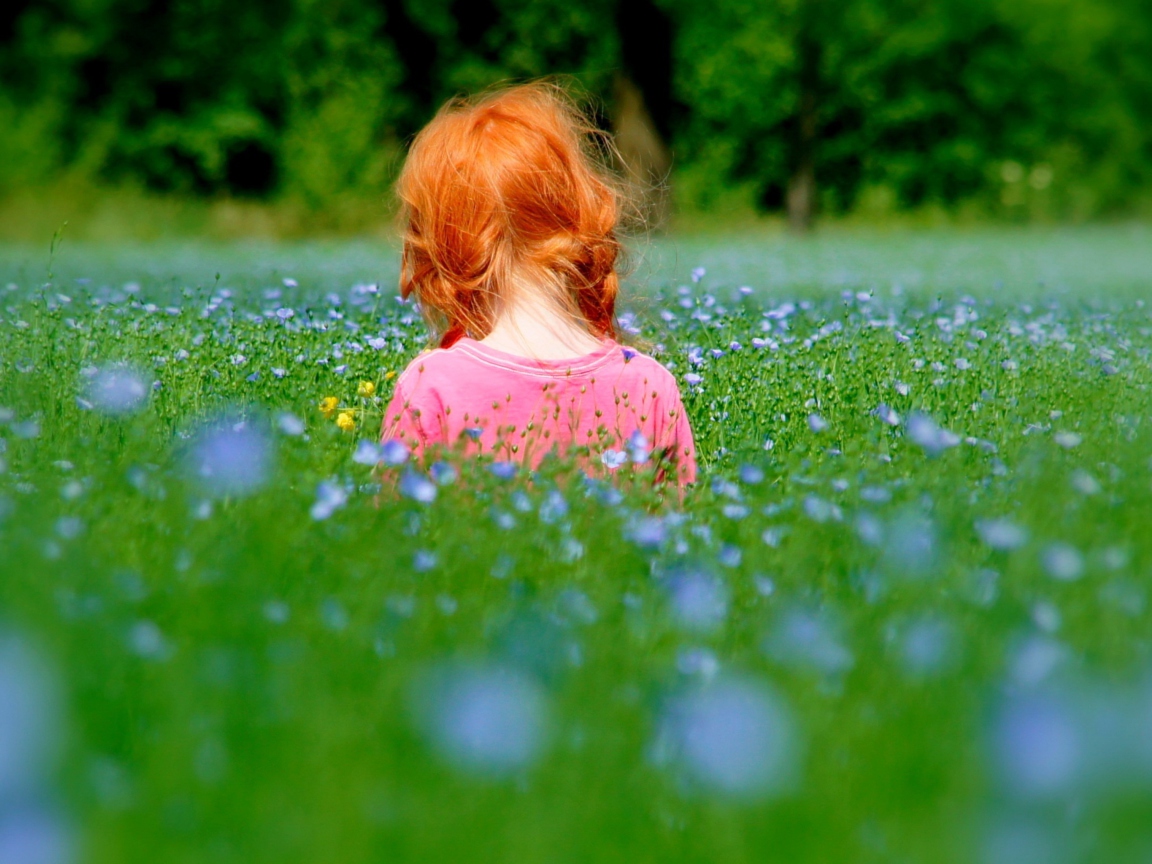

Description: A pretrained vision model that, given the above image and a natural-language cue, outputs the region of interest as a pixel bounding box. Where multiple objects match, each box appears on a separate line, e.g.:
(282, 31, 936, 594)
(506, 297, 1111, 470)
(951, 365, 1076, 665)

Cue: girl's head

(397, 81, 624, 348)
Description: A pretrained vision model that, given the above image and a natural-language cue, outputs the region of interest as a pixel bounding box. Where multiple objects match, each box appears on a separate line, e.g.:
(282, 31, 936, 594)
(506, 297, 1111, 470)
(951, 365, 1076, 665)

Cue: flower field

(2, 226, 1152, 863)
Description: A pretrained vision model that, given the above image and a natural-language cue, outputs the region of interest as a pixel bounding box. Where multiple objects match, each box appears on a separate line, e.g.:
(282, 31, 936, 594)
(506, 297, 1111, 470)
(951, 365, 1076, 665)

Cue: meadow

(2, 224, 1152, 863)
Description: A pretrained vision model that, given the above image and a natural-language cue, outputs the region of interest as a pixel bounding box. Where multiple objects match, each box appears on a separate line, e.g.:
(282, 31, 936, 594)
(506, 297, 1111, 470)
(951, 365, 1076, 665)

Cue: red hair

(397, 81, 624, 348)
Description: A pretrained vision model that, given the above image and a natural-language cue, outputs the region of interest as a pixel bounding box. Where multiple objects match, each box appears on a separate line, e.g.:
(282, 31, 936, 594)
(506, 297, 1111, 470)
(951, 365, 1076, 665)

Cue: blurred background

(1, 0, 1150, 241)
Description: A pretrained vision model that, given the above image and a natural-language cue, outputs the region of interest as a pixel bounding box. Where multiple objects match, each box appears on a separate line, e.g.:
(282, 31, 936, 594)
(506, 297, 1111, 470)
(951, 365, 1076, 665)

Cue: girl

(381, 81, 696, 487)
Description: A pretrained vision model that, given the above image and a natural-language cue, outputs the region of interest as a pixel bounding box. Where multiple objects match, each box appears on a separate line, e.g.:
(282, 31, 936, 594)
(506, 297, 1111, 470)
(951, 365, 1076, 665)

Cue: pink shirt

(381, 337, 696, 485)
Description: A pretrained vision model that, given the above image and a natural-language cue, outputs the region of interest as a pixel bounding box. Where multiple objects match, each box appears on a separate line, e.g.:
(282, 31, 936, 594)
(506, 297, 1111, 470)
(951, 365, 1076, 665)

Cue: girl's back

(385, 337, 695, 483)
(382, 80, 696, 486)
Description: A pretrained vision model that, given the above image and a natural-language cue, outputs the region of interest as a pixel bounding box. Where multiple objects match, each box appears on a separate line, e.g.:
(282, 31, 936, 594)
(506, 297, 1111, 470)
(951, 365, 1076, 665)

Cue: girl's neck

(479, 290, 606, 360)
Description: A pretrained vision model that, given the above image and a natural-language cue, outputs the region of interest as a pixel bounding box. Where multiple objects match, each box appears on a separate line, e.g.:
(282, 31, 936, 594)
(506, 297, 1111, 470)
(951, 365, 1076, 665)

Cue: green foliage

(0, 0, 1150, 223)
(668, 0, 1152, 217)
(2, 232, 1152, 860)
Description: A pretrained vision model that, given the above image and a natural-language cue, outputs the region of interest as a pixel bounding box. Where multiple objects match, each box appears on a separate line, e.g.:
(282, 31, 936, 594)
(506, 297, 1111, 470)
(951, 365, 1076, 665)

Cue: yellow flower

(336, 411, 356, 432)
(358, 380, 376, 398)
(384, 370, 397, 381)
(319, 396, 339, 418)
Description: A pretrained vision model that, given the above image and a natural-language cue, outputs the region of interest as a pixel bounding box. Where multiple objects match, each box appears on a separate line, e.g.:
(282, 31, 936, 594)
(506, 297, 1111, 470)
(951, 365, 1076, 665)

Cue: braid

(397, 81, 629, 346)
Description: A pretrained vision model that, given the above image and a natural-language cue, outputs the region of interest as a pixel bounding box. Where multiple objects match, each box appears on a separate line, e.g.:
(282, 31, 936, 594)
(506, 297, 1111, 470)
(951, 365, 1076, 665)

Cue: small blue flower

(399, 469, 437, 504)
(601, 449, 627, 470)
(353, 439, 383, 465)
(429, 461, 458, 485)
(739, 464, 765, 484)
(489, 461, 517, 480)
(627, 430, 651, 464)
(684, 372, 703, 386)
(381, 439, 410, 466)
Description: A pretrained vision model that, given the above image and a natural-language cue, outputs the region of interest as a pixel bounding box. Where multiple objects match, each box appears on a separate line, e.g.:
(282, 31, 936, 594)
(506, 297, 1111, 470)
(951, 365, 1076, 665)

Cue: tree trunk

(788, 7, 820, 233)
(612, 73, 673, 230)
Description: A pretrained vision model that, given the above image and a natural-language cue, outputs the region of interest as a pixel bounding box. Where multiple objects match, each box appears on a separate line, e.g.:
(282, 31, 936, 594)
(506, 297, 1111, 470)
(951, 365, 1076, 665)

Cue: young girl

(381, 81, 696, 487)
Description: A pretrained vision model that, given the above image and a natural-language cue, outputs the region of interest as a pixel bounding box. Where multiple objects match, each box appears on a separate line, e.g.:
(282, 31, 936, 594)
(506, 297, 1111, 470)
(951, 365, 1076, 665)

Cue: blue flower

(352, 439, 383, 465)
(627, 430, 651, 464)
(489, 461, 517, 480)
(601, 449, 627, 470)
(381, 439, 410, 466)
(429, 462, 458, 485)
(399, 470, 437, 504)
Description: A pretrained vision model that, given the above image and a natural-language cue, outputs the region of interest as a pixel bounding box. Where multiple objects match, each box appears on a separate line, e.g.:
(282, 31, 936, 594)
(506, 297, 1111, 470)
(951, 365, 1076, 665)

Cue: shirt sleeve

(667, 392, 697, 486)
(381, 371, 433, 461)
(654, 381, 697, 487)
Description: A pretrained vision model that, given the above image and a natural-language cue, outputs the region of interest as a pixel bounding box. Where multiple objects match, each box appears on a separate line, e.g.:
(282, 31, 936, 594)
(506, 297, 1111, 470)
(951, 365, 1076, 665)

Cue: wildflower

(352, 440, 383, 465)
(601, 449, 627, 470)
(311, 481, 348, 520)
(358, 380, 376, 398)
(907, 412, 961, 455)
(277, 412, 305, 436)
(627, 516, 666, 549)
(665, 569, 729, 633)
(894, 617, 957, 680)
(336, 411, 356, 432)
(976, 519, 1028, 551)
(652, 675, 800, 799)
(85, 365, 149, 416)
(1041, 543, 1083, 582)
(400, 470, 437, 503)
(187, 418, 272, 498)
(489, 461, 516, 480)
(627, 430, 651, 464)
(319, 396, 338, 418)
(739, 464, 764, 484)
(381, 439, 410, 466)
(412, 662, 551, 777)
(764, 607, 854, 676)
(874, 403, 901, 427)
(385, 370, 397, 381)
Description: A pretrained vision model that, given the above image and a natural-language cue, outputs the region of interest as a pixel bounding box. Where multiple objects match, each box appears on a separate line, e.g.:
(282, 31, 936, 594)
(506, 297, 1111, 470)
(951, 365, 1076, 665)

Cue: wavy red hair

(397, 81, 624, 348)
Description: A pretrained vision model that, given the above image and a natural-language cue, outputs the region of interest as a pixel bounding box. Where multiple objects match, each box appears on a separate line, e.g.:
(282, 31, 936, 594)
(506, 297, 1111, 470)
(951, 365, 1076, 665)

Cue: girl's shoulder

(616, 345, 680, 389)
(390, 340, 490, 398)
(391, 347, 444, 394)
(395, 342, 471, 377)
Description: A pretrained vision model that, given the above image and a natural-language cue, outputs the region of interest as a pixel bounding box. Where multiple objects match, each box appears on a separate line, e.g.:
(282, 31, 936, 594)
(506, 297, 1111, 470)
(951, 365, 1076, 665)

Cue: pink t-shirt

(381, 337, 696, 485)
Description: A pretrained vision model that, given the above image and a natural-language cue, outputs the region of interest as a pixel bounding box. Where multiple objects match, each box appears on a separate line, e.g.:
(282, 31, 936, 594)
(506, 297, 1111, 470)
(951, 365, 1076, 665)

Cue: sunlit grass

(1, 231, 1151, 863)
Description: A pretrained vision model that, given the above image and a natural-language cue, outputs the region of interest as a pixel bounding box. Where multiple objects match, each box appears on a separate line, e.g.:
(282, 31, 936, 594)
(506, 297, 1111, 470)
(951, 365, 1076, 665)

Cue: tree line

(2, 0, 1150, 228)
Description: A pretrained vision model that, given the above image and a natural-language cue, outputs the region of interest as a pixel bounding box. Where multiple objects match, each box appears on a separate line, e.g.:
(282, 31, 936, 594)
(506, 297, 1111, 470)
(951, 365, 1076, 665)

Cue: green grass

(2, 225, 1152, 863)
